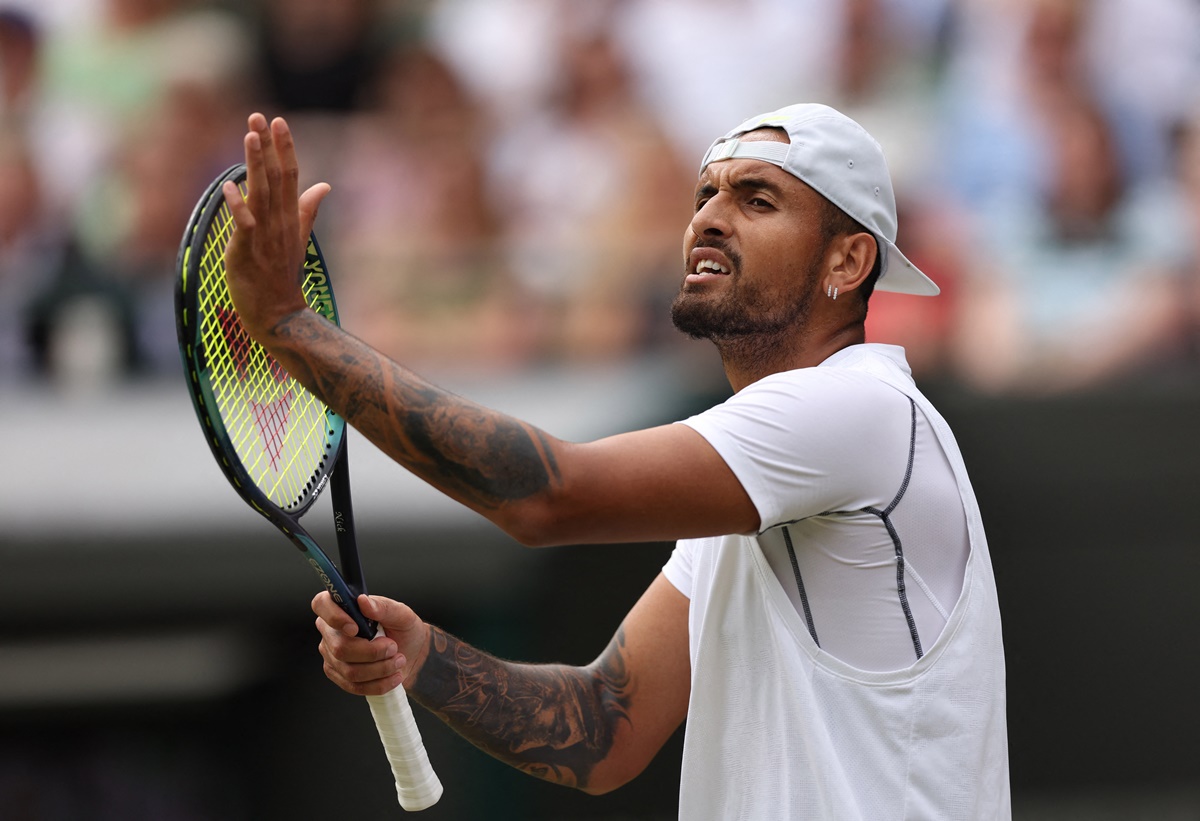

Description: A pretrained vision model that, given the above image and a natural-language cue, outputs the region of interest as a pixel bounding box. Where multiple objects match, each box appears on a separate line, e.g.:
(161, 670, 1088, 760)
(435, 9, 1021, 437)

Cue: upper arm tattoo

(409, 626, 634, 789)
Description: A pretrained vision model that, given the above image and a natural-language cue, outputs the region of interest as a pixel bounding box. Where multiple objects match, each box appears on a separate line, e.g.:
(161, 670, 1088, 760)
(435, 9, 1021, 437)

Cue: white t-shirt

(663, 344, 1010, 820)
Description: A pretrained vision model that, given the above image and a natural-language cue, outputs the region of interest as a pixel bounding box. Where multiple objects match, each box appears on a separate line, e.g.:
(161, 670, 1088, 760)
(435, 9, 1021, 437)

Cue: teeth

(695, 259, 729, 274)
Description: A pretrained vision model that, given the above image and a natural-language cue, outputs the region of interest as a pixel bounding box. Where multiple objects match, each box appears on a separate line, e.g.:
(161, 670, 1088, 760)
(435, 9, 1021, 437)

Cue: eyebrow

(695, 173, 787, 201)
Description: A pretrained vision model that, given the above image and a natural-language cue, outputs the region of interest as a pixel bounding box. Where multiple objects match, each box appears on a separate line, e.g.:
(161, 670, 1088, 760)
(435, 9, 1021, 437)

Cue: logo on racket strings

(250, 391, 295, 473)
(215, 306, 295, 472)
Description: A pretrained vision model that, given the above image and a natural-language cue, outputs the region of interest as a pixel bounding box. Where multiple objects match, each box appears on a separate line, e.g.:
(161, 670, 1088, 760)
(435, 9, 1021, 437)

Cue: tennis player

(224, 103, 1010, 819)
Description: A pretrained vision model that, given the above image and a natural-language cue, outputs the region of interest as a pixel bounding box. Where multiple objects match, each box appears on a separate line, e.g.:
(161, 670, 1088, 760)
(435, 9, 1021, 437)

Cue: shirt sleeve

(661, 539, 695, 599)
(677, 368, 912, 531)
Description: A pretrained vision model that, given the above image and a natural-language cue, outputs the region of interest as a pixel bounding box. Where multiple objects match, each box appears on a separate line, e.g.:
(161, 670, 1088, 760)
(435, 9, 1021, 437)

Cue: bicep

(584, 572, 691, 794)
(516, 423, 758, 546)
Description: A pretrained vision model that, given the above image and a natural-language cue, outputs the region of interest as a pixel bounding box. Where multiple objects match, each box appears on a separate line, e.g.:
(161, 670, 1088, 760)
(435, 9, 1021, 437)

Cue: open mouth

(693, 259, 730, 276)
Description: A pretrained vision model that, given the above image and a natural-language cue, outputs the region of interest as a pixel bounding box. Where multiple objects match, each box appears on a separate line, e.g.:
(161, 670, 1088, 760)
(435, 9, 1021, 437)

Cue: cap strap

(701, 138, 790, 171)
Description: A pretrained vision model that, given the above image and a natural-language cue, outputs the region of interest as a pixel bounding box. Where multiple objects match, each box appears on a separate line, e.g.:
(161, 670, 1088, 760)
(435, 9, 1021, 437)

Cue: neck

(718, 322, 865, 392)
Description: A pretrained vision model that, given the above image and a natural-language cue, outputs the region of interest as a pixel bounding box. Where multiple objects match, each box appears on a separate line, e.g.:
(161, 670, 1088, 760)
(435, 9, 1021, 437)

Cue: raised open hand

(222, 113, 331, 341)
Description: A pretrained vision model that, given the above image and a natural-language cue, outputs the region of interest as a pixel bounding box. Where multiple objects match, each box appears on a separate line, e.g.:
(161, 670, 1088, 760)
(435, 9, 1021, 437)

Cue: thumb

(298, 182, 332, 241)
(358, 594, 418, 633)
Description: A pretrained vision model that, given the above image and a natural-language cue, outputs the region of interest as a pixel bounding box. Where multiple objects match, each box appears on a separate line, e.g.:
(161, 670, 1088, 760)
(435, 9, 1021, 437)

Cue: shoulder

(671, 348, 921, 527)
(679, 347, 916, 473)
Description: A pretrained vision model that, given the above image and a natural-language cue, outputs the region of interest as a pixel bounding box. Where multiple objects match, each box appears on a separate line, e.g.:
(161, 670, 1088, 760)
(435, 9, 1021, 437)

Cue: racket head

(176, 170, 442, 804)
(175, 163, 347, 525)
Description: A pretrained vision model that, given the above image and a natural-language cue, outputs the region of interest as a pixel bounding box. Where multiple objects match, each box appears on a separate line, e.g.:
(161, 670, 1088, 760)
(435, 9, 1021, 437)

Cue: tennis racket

(175, 163, 442, 811)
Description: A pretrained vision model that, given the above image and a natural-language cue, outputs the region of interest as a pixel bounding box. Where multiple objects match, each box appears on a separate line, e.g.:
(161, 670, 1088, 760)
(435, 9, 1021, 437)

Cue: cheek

(681, 227, 696, 258)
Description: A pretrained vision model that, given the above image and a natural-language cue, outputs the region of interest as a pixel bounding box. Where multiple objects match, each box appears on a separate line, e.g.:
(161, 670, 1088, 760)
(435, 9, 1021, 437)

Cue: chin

(671, 295, 733, 340)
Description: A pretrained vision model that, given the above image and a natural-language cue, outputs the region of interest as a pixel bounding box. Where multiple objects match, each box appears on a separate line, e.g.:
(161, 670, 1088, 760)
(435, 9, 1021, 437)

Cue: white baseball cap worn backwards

(699, 103, 940, 297)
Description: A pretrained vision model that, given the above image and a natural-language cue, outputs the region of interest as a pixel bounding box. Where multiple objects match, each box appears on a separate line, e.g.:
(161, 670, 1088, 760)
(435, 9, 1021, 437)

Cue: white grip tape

(366, 686, 443, 811)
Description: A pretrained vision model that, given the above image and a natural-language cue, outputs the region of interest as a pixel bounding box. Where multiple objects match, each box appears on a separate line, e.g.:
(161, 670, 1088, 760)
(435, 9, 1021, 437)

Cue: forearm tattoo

(409, 626, 634, 789)
(270, 312, 561, 509)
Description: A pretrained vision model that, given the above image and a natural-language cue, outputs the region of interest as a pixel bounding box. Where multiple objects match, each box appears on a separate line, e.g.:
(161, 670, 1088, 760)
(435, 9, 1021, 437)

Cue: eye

(748, 196, 774, 209)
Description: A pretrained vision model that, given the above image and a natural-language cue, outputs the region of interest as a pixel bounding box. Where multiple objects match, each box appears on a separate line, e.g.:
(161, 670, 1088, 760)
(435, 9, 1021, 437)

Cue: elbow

(577, 757, 646, 796)
(579, 775, 631, 796)
(504, 525, 556, 549)
(492, 497, 575, 548)
(489, 468, 614, 547)
(580, 783, 616, 797)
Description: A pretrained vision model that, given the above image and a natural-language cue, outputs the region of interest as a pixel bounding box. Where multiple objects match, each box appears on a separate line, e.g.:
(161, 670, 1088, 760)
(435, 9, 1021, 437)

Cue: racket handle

(367, 685, 443, 811)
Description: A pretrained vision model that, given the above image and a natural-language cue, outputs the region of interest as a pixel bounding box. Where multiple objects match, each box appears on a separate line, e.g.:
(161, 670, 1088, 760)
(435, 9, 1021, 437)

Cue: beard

(670, 255, 820, 346)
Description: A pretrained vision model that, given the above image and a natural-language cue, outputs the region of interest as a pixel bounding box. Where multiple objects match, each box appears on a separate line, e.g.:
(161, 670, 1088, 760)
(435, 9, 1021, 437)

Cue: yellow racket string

(196, 187, 331, 509)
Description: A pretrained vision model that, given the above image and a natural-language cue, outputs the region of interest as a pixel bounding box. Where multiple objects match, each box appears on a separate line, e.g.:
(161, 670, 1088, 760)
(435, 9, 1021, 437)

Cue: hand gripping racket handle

(324, 447, 441, 810)
(367, 686, 444, 811)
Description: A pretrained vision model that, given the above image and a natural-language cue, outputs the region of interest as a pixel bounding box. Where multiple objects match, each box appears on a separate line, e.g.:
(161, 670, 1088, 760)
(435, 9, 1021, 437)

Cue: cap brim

(877, 241, 940, 296)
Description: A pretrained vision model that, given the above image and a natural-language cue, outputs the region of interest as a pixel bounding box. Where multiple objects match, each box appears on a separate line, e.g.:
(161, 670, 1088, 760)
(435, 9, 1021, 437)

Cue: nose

(689, 194, 732, 240)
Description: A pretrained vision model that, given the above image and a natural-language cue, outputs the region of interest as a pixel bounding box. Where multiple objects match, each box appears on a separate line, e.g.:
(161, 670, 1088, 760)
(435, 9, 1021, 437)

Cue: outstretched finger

(242, 115, 270, 217)
(272, 117, 300, 217)
(222, 179, 254, 232)
(254, 113, 283, 216)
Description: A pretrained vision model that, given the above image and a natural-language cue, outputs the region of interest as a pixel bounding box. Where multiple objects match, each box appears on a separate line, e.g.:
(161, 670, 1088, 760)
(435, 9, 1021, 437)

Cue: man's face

(671, 132, 829, 343)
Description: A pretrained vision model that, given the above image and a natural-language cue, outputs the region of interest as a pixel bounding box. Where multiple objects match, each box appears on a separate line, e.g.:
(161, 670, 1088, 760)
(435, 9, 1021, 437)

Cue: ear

(824, 232, 877, 296)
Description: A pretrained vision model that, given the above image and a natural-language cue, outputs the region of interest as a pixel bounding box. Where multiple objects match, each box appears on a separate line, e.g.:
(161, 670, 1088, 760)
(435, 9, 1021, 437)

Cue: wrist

(256, 302, 314, 342)
(404, 624, 448, 704)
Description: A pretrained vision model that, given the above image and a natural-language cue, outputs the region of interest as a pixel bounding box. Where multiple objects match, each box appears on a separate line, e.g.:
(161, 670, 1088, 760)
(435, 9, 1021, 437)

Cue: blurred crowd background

(2, 1, 1200, 819)
(0, 0, 1198, 396)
